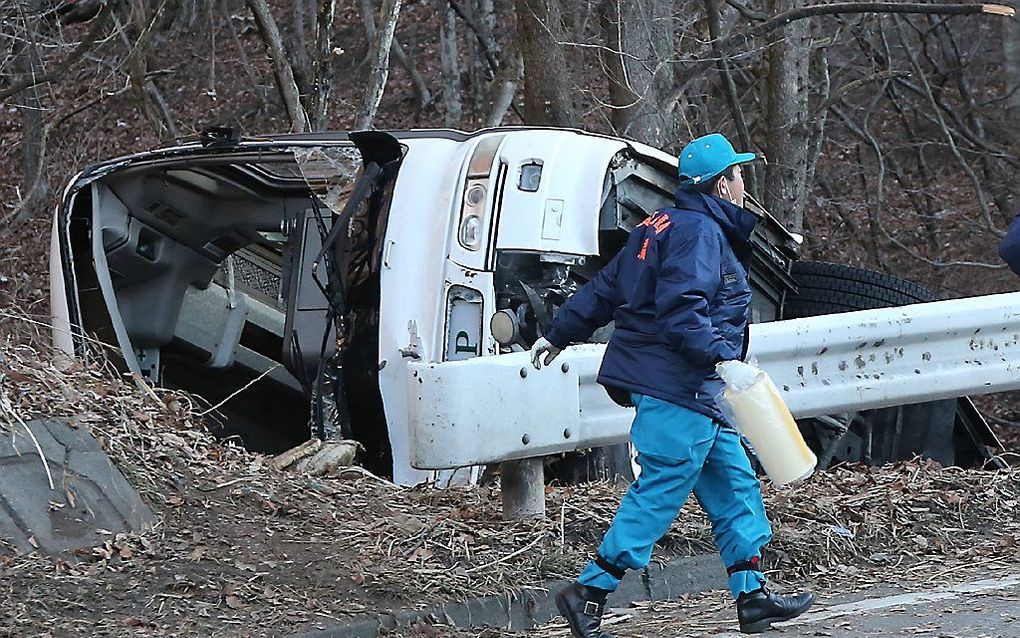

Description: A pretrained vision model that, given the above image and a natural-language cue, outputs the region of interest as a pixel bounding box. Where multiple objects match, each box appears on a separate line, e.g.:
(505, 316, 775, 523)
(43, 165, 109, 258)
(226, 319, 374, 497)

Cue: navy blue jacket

(545, 189, 758, 423)
(999, 212, 1020, 277)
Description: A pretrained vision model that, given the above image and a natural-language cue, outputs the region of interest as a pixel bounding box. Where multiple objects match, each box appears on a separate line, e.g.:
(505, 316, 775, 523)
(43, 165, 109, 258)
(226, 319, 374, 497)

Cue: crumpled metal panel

(407, 292, 1020, 469)
(494, 131, 625, 257)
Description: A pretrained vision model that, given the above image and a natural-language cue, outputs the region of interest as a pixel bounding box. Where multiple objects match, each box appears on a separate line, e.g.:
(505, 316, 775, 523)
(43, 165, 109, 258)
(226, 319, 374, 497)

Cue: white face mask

(718, 179, 737, 205)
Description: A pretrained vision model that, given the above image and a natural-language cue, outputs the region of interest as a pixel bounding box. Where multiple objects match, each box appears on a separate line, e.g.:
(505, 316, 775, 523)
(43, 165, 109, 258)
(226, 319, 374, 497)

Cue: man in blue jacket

(531, 133, 814, 636)
(999, 212, 1020, 276)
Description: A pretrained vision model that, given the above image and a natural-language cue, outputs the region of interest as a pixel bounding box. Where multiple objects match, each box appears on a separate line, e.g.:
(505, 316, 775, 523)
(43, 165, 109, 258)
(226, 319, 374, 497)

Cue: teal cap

(678, 133, 757, 185)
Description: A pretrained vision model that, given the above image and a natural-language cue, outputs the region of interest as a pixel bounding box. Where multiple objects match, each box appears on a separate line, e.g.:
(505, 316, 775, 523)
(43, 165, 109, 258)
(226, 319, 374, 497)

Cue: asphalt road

(593, 574, 1020, 638)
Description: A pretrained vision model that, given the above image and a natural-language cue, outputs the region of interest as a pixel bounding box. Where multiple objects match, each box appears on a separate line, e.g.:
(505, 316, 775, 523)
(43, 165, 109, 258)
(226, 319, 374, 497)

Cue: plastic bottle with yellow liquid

(716, 360, 816, 486)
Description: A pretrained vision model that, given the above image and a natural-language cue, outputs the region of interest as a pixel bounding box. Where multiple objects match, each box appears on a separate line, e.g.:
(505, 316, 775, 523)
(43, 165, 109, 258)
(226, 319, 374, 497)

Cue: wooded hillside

(2, 0, 1018, 298)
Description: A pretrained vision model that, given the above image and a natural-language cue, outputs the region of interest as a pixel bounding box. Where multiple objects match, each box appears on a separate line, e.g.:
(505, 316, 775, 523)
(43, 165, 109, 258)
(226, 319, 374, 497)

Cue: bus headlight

(459, 213, 483, 250)
(457, 135, 504, 251)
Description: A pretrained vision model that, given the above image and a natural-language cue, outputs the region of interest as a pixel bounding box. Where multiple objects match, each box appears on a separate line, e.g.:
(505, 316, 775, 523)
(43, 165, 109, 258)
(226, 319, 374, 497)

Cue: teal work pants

(578, 394, 771, 598)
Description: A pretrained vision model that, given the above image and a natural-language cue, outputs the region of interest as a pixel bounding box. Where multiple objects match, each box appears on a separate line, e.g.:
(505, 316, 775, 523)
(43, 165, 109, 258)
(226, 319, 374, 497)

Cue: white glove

(530, 337, 562, 369)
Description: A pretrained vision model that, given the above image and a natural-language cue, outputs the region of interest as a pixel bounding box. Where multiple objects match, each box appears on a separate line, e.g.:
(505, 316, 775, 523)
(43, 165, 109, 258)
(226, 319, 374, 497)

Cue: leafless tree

(7, 0, 49, 231)
(483, 44, 523, 126)
(514, 0, 574, 125)
(598, 0, 676, 146)
(438, 0, 463, 126)
(361, 0, 432, 110)
(247, 0, 310, 132)
(762, 0, 811, 231)
(357, 0, 403, 128)
(1003, 9, 1020, 122)
(311, 0, 338, 129)
(1, 0, 1017, 303)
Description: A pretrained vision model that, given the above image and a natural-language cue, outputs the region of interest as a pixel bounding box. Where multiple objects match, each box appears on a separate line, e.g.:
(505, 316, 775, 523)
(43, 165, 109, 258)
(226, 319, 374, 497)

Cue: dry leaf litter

(1, 306, 1019, 637)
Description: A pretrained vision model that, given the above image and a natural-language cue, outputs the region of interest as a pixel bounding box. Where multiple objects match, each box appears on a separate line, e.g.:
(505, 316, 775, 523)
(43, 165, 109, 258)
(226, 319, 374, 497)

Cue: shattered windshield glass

(290, 146, 363, 215)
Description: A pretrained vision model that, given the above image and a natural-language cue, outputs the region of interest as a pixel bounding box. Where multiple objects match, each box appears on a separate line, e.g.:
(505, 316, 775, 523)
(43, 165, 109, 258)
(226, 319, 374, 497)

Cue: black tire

(785, 261, 936, 317)
(784, 261, 958, 467)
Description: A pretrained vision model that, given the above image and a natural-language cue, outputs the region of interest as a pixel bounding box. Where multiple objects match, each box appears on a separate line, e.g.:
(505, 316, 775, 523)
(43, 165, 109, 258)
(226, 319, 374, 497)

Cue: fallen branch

(197, 364, 283, 416)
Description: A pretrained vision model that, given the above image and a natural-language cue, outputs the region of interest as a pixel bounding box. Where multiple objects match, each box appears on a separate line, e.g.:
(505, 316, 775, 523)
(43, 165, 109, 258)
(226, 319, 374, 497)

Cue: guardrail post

(500, 458, 545, 519)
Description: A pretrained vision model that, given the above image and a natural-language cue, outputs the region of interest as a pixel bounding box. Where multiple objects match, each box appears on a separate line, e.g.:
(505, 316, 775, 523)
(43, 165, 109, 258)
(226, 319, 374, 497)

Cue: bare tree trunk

(247, 0, 310, 132)
(311, 0, 337, 129)
(472, 0, 498, 115)
(186, 0, 200, 28)
(706, 0, 759, 190)
(356, 0, 402, 129)
(221, 0, 269, 109)
(393, 39, 433, 108)
(361, 0, 430, 108)
(804, 48, 830, 201)
(1005, 9, 1020, 121)
(484, 47, 523, 126)
(7, 14, 49, 230)
(599, 0, 675, 146)
(476, 0, 498, 56)
(361, 0, 376, 41)
(514, 0, 574, 125)
(763, 0, 811, 232)
(147, 80, 181, 139)
(294, 0, 311, 86)
(439, 0, 462, 126)
(119, 5, 180, 140)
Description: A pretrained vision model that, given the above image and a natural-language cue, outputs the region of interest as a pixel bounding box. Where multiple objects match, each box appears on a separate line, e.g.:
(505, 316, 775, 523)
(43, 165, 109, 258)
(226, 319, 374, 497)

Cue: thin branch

(0, 2, 115, 101)
(706, 0, 755, 178)
(198, 365, 283, 416)
(809, 70, 911, 122)
(220, 0, 268, 109)
(894, 17, 1000, 237)
(832, 102, 1005, 271)
(664, 2, 1014, 113)
(0, 393, 56, 491)
(724, 0, 766, 21)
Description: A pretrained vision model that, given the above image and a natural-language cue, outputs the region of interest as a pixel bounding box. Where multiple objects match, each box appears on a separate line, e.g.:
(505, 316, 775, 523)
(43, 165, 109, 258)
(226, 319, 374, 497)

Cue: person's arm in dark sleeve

(544, 252, 622, 349)
(655, 226, 738, 368)
(999, 212, 1020, 277)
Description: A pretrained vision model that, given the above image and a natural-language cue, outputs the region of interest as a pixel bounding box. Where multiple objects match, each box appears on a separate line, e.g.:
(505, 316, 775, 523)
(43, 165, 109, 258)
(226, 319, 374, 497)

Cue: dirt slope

(1, 328, 1018, 637)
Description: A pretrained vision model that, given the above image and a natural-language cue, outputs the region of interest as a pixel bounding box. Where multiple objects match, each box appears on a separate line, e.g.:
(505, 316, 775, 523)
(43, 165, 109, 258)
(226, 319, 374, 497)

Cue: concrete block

(0, 418, 153, 554)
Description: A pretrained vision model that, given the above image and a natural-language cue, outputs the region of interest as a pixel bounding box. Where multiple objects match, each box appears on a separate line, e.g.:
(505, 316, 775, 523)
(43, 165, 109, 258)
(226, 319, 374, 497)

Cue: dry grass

(1, 304, 1019, 636)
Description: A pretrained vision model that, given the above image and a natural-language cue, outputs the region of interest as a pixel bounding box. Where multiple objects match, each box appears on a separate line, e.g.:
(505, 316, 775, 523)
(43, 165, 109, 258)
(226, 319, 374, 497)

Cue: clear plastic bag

(716, 360, 816, 486)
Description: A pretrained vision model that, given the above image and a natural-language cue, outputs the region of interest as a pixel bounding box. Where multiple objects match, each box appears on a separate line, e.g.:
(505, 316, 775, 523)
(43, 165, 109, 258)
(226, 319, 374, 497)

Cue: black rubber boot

(555, 582, 614, 638)
(737, 588, 815, 633)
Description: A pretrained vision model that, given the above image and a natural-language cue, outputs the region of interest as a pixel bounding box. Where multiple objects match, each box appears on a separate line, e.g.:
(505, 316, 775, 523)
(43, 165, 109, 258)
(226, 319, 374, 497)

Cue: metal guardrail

(753, 291, 1020, 418)
(408, 292, 1020, 472)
